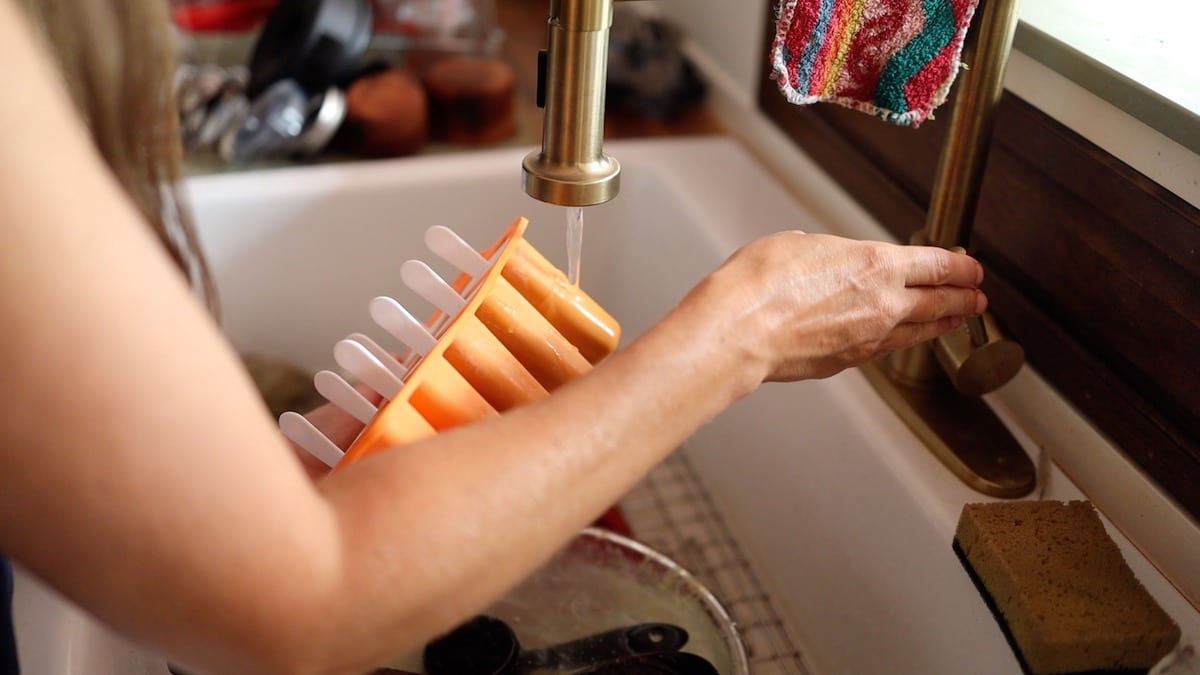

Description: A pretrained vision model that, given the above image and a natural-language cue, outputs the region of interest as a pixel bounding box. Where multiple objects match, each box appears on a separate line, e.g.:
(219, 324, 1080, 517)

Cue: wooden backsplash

(756, 2, 1200, 518)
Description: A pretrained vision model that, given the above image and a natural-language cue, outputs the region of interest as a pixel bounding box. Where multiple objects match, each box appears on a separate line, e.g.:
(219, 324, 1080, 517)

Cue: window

(1016, 0, 1199, 154)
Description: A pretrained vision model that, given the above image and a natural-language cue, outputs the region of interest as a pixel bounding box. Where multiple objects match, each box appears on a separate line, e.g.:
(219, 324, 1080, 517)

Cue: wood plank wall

(756, 1, 1200, 518)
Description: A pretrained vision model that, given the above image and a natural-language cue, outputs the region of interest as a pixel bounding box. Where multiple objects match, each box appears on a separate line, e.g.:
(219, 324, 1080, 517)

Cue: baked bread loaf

(339, 67, 429, 157)
(421, 56, 517, 145)
(954, 500, 1180, 674)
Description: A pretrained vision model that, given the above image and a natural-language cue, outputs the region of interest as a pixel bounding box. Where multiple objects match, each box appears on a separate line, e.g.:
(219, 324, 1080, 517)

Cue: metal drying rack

(619, 450, 817, 674)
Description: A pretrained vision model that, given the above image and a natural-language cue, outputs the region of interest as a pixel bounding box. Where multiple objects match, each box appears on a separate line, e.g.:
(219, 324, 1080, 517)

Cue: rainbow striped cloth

(770, 0, 979, 126)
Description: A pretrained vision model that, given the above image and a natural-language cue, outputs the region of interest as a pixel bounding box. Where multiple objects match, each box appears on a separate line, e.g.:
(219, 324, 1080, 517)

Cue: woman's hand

(291, 381, 387, 480)
(682, 232, 986, 383)
(289, 402, 358, 480)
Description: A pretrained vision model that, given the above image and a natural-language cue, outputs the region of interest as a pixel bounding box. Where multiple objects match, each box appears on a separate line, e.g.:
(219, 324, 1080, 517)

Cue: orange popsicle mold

(345, 399, 437, 458)
(476, 276, 592, 392)
(335, 217, 621, 469)
(444, 316, 548, 411)
(502, 239, 619, 364)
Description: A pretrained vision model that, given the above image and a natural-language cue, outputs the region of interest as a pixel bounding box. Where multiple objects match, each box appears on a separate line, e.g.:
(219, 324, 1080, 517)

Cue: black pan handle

(517, 623, 688, 671)
(573, 652, 720, 674)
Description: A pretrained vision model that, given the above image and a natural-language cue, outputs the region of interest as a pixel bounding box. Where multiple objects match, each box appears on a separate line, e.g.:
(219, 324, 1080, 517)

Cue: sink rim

(13, 135, 1198, 675)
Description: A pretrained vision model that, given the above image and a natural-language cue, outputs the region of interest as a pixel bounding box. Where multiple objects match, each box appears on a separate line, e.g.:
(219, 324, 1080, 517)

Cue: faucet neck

(550, 0, 612, 31)
(522, 0, 621, 207)
(923, 0, 1022, 248)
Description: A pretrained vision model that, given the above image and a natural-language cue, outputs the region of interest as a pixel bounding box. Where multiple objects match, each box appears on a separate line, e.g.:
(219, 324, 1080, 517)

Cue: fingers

(887, 316, 965, 353)
(886, 247, 989, 356)
(890, 243, 987, 325)
(903, 285, 987, 324)
(902, 246, 983, 289)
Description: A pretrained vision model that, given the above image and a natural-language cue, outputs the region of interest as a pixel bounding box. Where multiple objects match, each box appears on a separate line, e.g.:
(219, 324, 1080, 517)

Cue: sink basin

(14, 137, 1198, 673)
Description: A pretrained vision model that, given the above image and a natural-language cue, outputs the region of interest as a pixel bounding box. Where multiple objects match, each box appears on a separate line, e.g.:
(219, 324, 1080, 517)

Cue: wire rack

(618, 449, 817, 675)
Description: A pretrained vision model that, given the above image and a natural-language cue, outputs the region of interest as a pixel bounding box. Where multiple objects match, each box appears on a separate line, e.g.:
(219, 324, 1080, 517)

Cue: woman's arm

(0, 5, 981, 675)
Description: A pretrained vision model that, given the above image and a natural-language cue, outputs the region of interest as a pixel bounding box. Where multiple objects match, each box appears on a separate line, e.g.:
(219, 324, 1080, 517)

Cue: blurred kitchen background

(171, 0, 716, 169)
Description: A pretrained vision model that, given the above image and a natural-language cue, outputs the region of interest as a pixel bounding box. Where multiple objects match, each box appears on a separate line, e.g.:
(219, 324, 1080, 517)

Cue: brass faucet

(860, 0, 1037, 497)
(523, 0, 621, 207)
(524, 0, 1035, 496)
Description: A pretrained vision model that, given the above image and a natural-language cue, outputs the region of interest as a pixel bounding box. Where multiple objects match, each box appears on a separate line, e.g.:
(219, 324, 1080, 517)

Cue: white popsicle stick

(402, 259, 467, 314)
(369, 296, 438, 355)
(278, 411, 343, 468)
(426, 225, 489, 278)
(334, 339, 404, 400)
(349, 332, 408, 380)
(313, 370, 377, 424)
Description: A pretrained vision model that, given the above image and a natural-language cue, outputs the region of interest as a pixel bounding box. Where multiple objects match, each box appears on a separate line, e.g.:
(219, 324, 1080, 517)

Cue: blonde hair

(16, 0, 217, 309)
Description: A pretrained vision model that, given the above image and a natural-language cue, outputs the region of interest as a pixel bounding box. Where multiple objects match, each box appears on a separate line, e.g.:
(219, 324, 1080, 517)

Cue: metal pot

(387, 528, 749, 674)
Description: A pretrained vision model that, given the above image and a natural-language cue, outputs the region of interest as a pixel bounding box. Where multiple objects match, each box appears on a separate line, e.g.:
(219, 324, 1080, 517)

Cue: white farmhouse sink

(14, 137, 1198, 674)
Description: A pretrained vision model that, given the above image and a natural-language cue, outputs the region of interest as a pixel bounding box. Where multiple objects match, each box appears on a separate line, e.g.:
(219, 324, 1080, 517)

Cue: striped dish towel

(770, 0, 979, 126)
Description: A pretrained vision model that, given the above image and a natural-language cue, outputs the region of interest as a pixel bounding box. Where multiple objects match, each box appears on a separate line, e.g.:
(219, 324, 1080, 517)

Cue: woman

(0, 1, 986, 673)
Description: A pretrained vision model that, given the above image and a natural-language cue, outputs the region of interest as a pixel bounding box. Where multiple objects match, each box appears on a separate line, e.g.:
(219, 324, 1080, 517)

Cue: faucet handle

(934, 311, 1025, 396)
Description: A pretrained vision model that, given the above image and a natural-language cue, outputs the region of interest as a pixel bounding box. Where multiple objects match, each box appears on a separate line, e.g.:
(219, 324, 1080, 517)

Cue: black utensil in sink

(574, 651, 720, 674)
(423, 614, 689, 675)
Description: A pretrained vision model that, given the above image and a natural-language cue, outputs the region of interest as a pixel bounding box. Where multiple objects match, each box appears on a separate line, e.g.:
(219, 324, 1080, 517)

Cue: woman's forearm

(307, 282, 765, 672)
(0, 1, 984, 673)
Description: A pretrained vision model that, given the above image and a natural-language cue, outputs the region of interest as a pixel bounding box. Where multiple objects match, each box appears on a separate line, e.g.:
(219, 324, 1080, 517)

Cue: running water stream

(566, 206, 584, 286)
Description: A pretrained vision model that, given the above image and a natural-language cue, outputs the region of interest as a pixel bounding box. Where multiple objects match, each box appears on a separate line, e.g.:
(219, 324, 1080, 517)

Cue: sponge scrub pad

(954, 500, 1180, 674)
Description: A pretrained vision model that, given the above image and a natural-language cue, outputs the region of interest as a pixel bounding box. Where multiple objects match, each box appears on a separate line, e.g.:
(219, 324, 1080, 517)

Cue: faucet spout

(522, 0, 621, 207)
